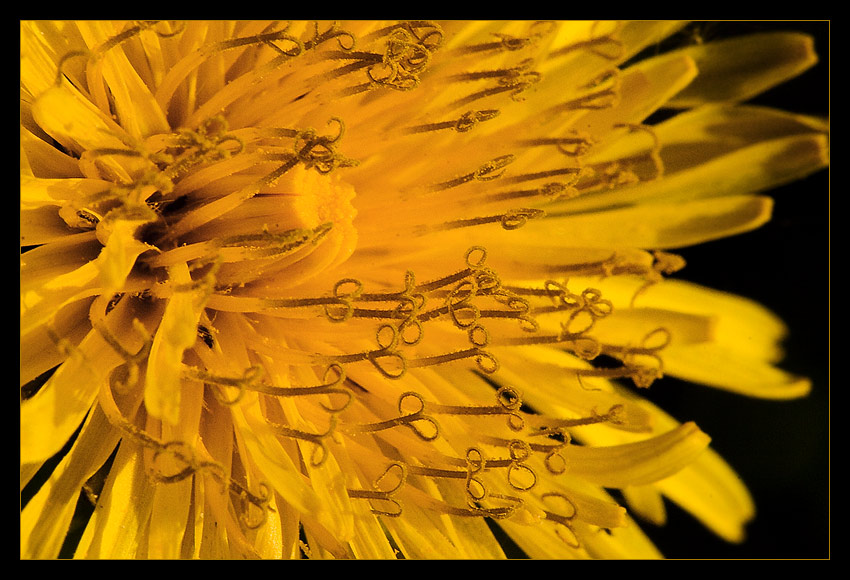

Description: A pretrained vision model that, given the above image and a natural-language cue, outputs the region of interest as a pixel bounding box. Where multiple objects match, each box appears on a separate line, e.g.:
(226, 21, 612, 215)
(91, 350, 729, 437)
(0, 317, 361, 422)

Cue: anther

(249, 364, 352, 414)
(267, 415, 339, 467)
(230, 481, 272, 530)
(426, 384, 525, 432)
(518, 133, 597, 157)
(347, 462, 407, 517)
(613, 122, 665, 181)
(184, 365, 264, 406)
(558, 69, 621, 112)
(427, 154, 515, 192)
(551, 23, 624, 61)
(403, 109, 501, 134)
(366, 24, 440, 91)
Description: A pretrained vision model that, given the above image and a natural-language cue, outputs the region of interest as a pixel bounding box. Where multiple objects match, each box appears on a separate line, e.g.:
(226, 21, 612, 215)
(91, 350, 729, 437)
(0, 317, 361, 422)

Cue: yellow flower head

(21, 20, 828, 559)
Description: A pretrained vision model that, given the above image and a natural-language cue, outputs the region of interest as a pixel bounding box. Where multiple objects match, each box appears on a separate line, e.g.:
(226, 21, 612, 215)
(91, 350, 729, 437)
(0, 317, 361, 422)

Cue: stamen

(183, 365, 264, 406)
(448, 61, 543, 108)
(267, 415, 339, 467)
(421, 207, 545, 233)
(613, 123, 665, 181)
(248, 364, 353, 414)
(54, 50, 92, 87)
(541, 492, 581, 548)
(303, 20, 357, 52)
(426, 385, 526, 432)
(92, 318, 152, 392)
(459, 439, 538, 492)
(402, 109, 501, 134)
(518, 132, 597, 157)
(426, 154, 515, 192)
(97, 374, 228, 487)
(556, 69, 621, 112)
(550, 22, 624, 61)
(364, 23, 442, 91)
(343, 392, 440, 441)
(347, 462, 406, 517)
(230, 480, 272, 530)
(454, 21, 556, 55)
(499, 166, 585, 186)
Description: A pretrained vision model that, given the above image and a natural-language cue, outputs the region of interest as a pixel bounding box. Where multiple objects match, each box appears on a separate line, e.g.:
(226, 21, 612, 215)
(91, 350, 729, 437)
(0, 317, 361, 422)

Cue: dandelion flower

(21, 20, 829, 559)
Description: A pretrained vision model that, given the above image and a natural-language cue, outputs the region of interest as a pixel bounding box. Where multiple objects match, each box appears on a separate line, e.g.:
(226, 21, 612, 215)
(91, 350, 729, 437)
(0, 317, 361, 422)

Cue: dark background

(636, 21, 830, 559)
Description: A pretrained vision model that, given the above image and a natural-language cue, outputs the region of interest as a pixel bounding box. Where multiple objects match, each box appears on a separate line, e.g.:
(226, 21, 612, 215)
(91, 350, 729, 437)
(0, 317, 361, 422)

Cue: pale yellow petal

(584, 276, 793, 364)
(576, 386, 757, 543)
(566, 113, 829, 214)
(668, 32, 819, 107)
(562, 422, 711, 487)
(664, 343, 811, 399)
(230, 394, 326, 525)
(145, 379, 203, 559)
(581, 515, 664, 559)
(20, 125, 83, 179)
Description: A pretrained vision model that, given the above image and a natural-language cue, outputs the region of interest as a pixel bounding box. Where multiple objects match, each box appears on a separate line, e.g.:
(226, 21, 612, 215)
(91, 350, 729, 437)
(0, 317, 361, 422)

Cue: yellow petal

(572, 386, 756, 544)
(21, 404, 119, 559)
(20, 298, 90, 387)
(31, 84, 130, 156)
(664, 343, 811, 399)
(668, 32, 819, 107)
(230, 393, 325, 525)
(76, 21, 170, 139)
(581, 515, 664, 559)
(581, 133, 828, 213)
(74, 441, 154, 558)
(146, 378, 204, 559)
(569, 108, 829, 213)
(657, 448, 755, 543)
(20, 328, 122, 465)
(585, 276, 792, 363)
(20, 125, 83, 179)
(535, 194, 773, 250)
(144, 262, 208, 424)
(96, 215, 155, 291)
(562, 422, 711, 487)
(622, 484, 667, 526)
